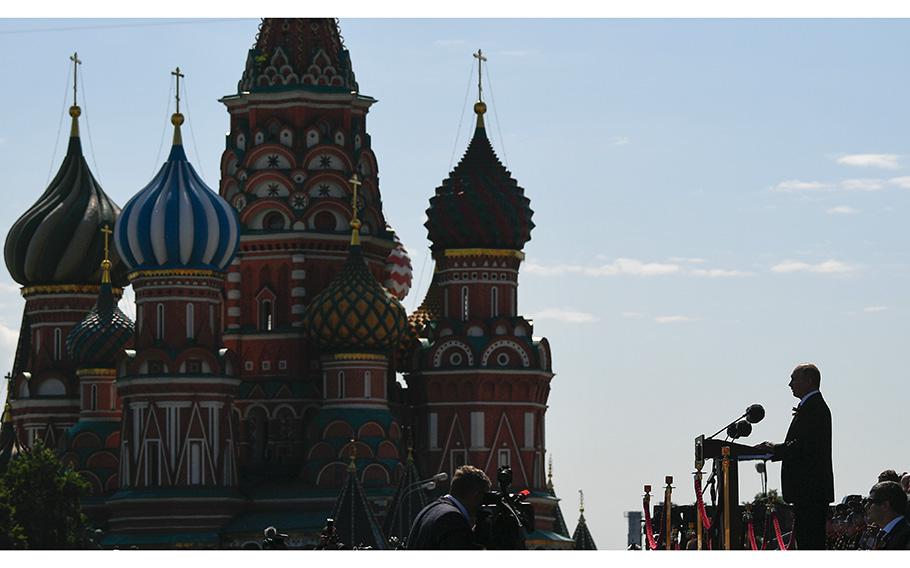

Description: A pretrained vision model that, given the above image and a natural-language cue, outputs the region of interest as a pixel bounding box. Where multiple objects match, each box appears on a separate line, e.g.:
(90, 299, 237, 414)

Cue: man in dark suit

(759, 363, 834, 550)
(866, 481, 910, 550)
(407, 465, 491, 550)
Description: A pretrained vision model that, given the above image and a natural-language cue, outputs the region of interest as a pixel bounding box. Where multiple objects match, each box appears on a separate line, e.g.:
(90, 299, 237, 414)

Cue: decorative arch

(361, 463, 390, 486)
(357, 422, 385, 439)
(303, 146, 353, 173)
(316, 461, 348, 487)
(35, 377, 67, 396)
(480, 339, 531, 368)
(72, 431, 102, 450)
(244, 144, 296, 170)
(240, 200, 295, 231)
(432, 339, 475, 368)
(323, 420, 354, 440)
(86, 450, 119, 470)
(377, 440, 399, 459)
(79, 470, 104, 496)
(339, 440, 373, 459)
(307, 442, 335, 461)
(304, 202, 348, 233)
(246, 171, 293, 198)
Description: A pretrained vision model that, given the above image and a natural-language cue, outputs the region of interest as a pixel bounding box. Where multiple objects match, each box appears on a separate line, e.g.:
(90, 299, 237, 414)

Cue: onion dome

(238, 18, 358, 94)
(115, 107, 239, 274)
(425, 101, 534, 254)
(382, 230, 412, 301)
(304, 245, 408, 353)
(66, 235, 134, 367)
(4, 103, 127, 287)
(408, 269, 443, 334)
(304, 177, 408, 353)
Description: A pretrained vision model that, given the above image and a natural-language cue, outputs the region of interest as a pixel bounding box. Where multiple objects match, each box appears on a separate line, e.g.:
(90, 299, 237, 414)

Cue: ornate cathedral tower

(218, 18, 410, 473)
(407, 53, 559, 538)
(3, 55, 127, 451)
(302, 176, 408, 521)
(107, 74, 242, 541)
(62, 226, 134, 519)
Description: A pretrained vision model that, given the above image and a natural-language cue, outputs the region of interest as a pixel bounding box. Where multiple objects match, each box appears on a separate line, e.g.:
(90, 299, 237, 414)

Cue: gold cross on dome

(579, 489, 585, 513)
(171, 66, 185, 113)
(348, 173, 362, 213)
(69, 52, 82, 107)
(101, 224, 113, 261)
(473, 49, 487, 102)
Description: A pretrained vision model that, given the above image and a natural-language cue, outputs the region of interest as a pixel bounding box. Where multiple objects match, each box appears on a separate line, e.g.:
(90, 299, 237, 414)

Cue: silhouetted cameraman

(407, 465, 491, 549)
(261, 526, 288, 549)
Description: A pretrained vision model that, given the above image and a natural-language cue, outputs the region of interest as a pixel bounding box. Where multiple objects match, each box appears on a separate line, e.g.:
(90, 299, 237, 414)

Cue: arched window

(263, 211, 285, 230)
(90, 384, 97, 411)
(491, 287, 499, 318)
(314, 211, 336, 232)
(338, 371, 345, 399)
(260, 299, 273, 331)
(364, 371, 371, 399)
(461, 287, 469, 321)
(186, 304, 195, 339)
(53, 328, 62, 360)
(156, 304, 165, 340)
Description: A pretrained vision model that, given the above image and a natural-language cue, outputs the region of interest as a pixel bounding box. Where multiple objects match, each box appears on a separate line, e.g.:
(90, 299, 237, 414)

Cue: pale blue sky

(1, 18, 909, 549)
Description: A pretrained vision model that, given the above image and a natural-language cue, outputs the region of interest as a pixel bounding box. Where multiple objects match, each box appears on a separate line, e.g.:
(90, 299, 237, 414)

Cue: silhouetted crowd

(825, 469, 910, 550)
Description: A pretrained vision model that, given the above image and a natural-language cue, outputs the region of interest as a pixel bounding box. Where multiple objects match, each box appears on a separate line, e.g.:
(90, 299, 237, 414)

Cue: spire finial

(100, 224, 113, 284)
(579, 489, 585, 515)
(170, 67, 185, 145)
(68, 52, 82, 136)
(348, 174, 362, 246)
(406, 443, 414, 464)
(472, 49, 488, 129)
(348, 438, 357, 471)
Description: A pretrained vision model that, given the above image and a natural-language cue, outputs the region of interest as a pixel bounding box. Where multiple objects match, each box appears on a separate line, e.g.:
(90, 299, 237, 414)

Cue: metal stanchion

(664, 475, 674, 551)
(722, 446, 731, 550)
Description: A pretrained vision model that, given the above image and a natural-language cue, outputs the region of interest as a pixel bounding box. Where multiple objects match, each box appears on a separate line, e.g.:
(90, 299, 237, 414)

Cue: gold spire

(406, 443, 414, 464)
(348, 174, 362, 246)
(347, 438, 357, 471)
(100, 224, 113, 284)
(547, 454, 554, 491)
(69, 52, 82, 137)
(472, 49, 487, 129)
(579, 489, 585, 515)
(170, 67, 185, 145)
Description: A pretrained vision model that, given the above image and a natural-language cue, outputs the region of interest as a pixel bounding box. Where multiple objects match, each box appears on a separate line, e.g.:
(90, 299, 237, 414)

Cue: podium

(698, 438, 769, 550)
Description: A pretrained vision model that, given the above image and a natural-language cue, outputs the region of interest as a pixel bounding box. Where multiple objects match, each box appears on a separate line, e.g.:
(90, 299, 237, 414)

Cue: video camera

(473, 466, 535, 550)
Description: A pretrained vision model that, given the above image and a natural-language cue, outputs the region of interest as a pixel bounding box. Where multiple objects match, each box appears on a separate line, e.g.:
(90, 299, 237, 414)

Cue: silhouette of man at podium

(758, 363, 834, 550)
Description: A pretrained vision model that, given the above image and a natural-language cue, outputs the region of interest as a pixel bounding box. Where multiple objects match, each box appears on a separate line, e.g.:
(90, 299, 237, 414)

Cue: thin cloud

(530, 308, 599, 324)
(524, 258, 681, 277)
(655, 315, 692, 324)
(769, 180, 832, 193)
(863, 305, 888, 313)
(888, 176, 910, 189)
(0, 281, 19, 294)
(621, 311, 644, 319)
(826, 205, 859, 215)
(611, 136, 630, 146)
(837, 154, 900, 170)
(841, 178, 886, 191)
(669, 257, 706, 264)
(689, 268, 754, 277)
(771, 260, 857, 274)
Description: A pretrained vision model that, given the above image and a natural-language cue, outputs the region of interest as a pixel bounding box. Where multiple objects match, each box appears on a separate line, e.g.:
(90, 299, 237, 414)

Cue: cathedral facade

(0, 18, 576, 549)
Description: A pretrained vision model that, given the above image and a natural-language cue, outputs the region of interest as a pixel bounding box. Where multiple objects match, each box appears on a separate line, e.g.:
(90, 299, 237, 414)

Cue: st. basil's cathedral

(0, 18, 596, 550)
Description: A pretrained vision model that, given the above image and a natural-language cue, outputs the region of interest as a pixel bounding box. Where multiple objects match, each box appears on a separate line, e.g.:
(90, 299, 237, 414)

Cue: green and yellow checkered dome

(303, 245, 409, 354)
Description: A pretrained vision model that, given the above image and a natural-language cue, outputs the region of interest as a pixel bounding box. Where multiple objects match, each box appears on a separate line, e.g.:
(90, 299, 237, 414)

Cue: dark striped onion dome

(303, 245, 408, 353)
(4, 109, 127, 287)
(424, 106, 534, 253)
(66, 265, 134, 367)
(115, 118, 239, 273)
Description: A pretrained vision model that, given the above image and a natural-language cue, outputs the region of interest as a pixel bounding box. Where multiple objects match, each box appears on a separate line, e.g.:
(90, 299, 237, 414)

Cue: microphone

(725, 420, 752, 440)
(746, 404, 765, 424)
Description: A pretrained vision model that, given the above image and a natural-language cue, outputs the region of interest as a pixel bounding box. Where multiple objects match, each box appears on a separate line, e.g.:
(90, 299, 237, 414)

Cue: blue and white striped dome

(115, 140, 239, 273)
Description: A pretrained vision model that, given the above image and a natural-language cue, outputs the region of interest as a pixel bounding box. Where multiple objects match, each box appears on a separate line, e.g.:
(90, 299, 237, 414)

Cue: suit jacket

(882, 517, 910, 550)
(771, 392, 834, 504)
(406, 497, 475, 550)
